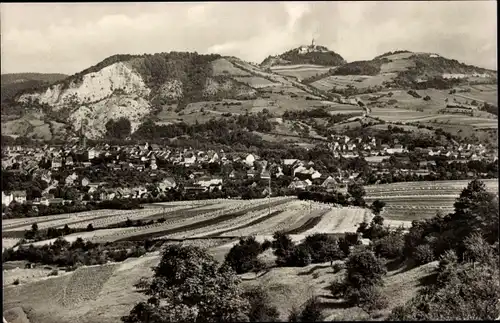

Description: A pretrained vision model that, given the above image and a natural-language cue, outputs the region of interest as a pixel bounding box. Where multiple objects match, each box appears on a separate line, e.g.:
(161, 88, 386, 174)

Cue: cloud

(0, 2, 496, 74)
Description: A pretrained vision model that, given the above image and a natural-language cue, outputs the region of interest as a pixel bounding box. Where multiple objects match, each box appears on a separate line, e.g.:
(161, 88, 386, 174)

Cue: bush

(299, 296, 323, 322)
(372, 231, 405, 259)
(224, 236, 264, 274)
(289, 245, 312, 267)
(345, 284, 388, 312)
(413, 244, 435, 265)
(243, 285, 280, 322)
(329, 279, 348, 298)
(332, 262, 346, 273)
(261, 239, 272, 252)
(301, 233, 344, 264)
(345, 249, 387, 289)
(13, 279, 20, 285)
(48, 270, 59, 276)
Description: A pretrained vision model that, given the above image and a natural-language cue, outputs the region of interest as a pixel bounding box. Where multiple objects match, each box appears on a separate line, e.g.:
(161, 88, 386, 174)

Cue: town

(2, 132, 497, 214)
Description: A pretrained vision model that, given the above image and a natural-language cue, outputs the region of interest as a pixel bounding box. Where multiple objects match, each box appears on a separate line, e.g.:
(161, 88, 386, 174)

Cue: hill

(1, 49, 497, 144)
(261, 44, 347, 68)
(1, 73, 68, 104)
(304, 51, 497, 92)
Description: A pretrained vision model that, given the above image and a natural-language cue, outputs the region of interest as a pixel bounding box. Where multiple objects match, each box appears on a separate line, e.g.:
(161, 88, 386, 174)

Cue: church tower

(79, 120, 87, 149)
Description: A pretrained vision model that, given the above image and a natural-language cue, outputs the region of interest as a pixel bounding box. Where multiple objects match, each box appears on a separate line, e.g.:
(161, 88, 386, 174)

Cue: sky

(1, 1, 497, 75)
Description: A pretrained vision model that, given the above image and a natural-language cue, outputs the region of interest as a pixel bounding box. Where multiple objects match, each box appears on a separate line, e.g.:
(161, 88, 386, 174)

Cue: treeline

(278, 47, 346, 66)
(331, 59, 388, 76)
(3, 199, 143, 219)
(2, 237, 158, 269)
(282, 108, 358, 125)
(132, 111, 274, 141)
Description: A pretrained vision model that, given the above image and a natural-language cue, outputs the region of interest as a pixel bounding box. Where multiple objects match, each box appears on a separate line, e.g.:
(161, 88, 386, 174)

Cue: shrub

(243, 285, 280, 322)
(329, 279, 348, 298)
(13, 279, 20, 285)
(299, 296, 323, 322)
(372, 231, 405, 259)
(48, 270, 59, 276)
(413, 244, 435, 265)
(301, 233, 344, 264)
(345, 249, 387, 289)
(224, 236, 264, 274)
(288, 306, 301, 322)
(332, 262, 346, 273)
(289, 245, 312, 267)
(261, 239, 272, 252)
(345, 284, 388, 312)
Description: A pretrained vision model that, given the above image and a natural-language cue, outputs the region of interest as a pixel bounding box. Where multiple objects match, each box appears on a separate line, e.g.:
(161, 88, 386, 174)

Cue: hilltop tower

(311, 38, 315, 47)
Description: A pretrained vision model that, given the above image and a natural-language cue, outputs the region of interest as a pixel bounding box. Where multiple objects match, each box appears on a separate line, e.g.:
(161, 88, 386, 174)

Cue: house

(48, 198, 64, 205)
(288, 178, 309, 190)
(245, 154, 257, 167)
(196, 178, 223, 192)
(12, 191, 27, 204)
(260, 170, 271, 180)
(2, 191, 13, 206)
(65, 173, 78, 186)
(229, 170, 238, 179)
(65, 156, 74, 166)
(86, 148, 97, 160)
(81, 177, 90, 187)
(158, 177, 177, 191)
(183, 155, 197, 167)
(207, 151, 219, 163)
(247, 168, 259, 178)
(51, 157, 62, 170)
(321, 176, 338, 190)
(150, 157, 158, 170)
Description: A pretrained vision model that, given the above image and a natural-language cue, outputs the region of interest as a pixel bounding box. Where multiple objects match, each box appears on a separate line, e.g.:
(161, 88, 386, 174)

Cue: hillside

(2, 53, 306, 140)
(305, 51, 497, 92)
(261, 44, 346, 68)
(1, 49, 497, 143)
(1, 73, 68, 104)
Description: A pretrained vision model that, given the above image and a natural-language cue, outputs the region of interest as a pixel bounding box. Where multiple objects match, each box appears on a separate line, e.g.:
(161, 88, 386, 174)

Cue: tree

(302, 233, 344, 264)
(372, 230, 405, 259)
(242, 285, 280, 322)
(348, 183, 366, 205)
(345, 249, 386, 290)
(106, 117, 132, 139)
(272, 231, 295, 266)
(370, 200, 386, 215)
(122, 245, 250, 323)
(224, 236, 264, 274)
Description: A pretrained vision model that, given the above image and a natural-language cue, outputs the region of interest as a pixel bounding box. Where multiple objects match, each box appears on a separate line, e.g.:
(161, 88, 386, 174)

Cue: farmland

(270, 64, 333, 81)
(365, 179, 499, 227)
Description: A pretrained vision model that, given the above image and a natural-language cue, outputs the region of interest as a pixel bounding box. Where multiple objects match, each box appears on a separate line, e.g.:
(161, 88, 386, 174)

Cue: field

(5, 179, 499, 322)
(270, 64, 333, 81)
(365, 179, 499, 227)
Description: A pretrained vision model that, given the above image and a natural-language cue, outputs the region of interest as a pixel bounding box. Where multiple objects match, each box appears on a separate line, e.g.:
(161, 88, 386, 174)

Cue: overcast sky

(1, 1, 497, 75)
